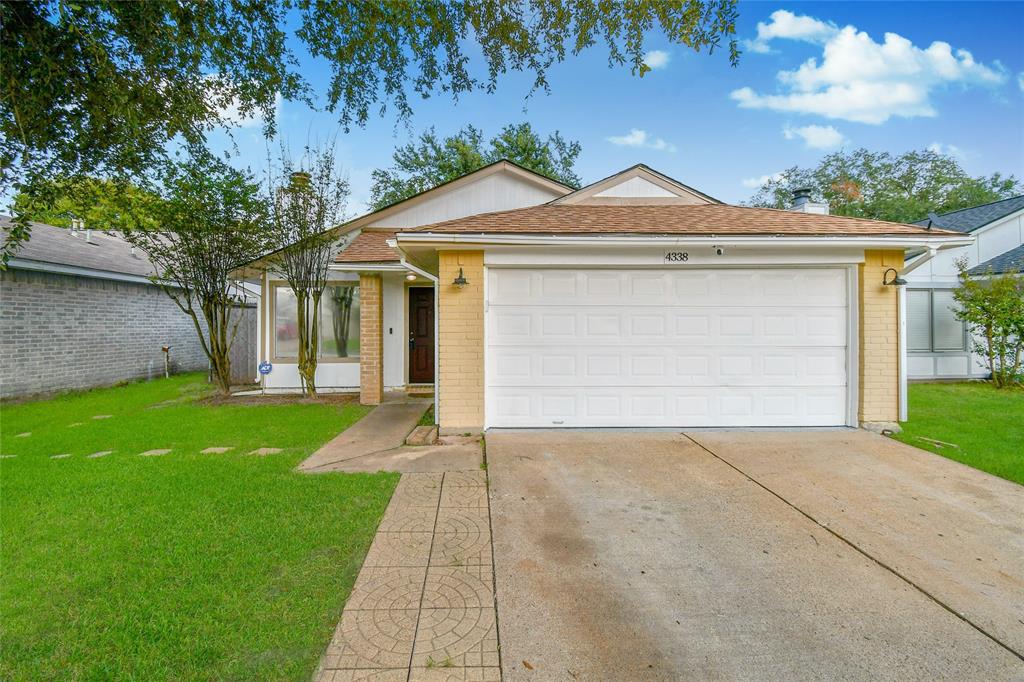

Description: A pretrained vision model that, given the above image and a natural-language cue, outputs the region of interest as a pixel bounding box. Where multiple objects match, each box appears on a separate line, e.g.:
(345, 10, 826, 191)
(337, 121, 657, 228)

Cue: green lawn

(894, 382, 1024, 485)
(0, 375, 396, 681)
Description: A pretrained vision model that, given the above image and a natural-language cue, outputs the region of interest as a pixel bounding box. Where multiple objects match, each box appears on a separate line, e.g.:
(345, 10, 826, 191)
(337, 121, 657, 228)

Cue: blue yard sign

(258, 361, 273, 376)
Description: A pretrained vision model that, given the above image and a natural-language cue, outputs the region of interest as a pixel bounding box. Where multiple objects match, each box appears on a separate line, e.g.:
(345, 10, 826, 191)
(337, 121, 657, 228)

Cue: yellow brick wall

(359, 274, 383, 406)
(858, 250, 902, 424)
(437, 251, 485, 432)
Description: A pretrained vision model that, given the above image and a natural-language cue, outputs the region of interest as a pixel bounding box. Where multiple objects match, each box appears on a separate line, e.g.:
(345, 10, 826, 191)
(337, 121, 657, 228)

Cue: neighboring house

(238, 161, 971, 433)
(904, 196, 1024, 382)
(0, 218, 254, 398)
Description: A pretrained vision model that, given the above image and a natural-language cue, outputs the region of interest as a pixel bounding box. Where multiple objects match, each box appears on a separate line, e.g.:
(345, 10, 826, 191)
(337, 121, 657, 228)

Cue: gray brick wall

(0, 268, 216, 399)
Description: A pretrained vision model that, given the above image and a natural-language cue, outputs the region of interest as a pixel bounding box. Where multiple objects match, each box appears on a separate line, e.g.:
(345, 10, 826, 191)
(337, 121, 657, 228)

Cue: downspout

(898, 247, 939, 422)
(399, 257, 440, 428)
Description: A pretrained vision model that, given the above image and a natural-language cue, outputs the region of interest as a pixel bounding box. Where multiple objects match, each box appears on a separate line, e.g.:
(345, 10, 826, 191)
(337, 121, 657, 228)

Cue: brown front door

(408, 287, 435, 384)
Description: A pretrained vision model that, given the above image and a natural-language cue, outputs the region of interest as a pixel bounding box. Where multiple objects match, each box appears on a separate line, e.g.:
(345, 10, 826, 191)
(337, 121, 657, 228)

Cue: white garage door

(486, 268, 850, 428)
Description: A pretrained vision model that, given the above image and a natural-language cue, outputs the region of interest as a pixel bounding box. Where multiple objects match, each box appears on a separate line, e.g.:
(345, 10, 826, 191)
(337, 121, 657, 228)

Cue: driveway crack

(682, 432, 1024, 664)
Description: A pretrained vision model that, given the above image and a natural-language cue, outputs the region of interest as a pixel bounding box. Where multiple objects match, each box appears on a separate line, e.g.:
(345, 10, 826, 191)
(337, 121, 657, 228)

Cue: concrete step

(405, 425, 438, 447)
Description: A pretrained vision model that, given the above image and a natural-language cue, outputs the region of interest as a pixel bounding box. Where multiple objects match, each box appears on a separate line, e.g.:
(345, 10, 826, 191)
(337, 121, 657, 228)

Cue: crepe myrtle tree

(953, 258, 1024, 388)
(267, 145, 350, 397)
(122, 151, 270, 395)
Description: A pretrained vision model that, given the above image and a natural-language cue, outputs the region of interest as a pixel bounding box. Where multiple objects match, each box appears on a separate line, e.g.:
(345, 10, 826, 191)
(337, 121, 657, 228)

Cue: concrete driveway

(486, 429, 1024, 681)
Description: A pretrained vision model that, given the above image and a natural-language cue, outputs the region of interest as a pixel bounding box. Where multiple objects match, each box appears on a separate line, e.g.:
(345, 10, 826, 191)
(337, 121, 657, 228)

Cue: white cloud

(605, 128, 677, 153)
(783, 124, 847, 150)
(927, 142, 964, 159)
(733, 12, 1006, 124)
(742, 171, 784, 189)
(643, 50, 670, 70)
(745, 10, 837, 53)
(1018, 71, 1024, 91)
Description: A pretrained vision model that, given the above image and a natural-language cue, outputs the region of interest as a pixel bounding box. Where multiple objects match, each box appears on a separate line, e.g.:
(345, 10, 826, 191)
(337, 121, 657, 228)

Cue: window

(907, 289, 965, 352)
(274, 284, 360, 360)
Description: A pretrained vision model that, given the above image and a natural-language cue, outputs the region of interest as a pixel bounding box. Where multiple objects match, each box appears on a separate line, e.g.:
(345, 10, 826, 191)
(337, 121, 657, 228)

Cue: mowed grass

(0, 374, 396, 681)
(894, 382, 1024, 485)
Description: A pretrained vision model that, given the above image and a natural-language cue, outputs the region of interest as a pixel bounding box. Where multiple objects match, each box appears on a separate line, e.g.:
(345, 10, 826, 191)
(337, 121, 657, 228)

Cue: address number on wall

(664, 251, 689, 263)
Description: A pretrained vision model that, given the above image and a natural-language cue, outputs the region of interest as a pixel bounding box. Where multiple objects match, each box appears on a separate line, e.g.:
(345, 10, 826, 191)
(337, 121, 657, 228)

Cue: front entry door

(408, 287, 435, 384)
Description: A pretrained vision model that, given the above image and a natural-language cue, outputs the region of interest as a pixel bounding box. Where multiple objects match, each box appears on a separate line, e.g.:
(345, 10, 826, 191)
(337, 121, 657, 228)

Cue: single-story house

(237, 161, 972, 432)
(904, 195, 1024, 381)
(0, 217, 256, 398)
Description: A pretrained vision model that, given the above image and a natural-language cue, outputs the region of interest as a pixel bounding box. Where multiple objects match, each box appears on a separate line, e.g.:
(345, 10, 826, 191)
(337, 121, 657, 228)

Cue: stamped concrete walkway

(315, 469, 500, 682)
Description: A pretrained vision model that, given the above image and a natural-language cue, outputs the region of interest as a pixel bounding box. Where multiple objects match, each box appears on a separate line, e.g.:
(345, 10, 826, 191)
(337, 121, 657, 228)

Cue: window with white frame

(274, 284, 361, 360)
(907, 289, 966, 352)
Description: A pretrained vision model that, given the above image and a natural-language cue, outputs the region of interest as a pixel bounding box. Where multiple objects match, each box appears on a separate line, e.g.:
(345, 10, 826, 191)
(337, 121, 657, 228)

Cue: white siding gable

(367, 171, 565, 229)
(906, 209, 1024, 285)
(594, 176, 677, 198)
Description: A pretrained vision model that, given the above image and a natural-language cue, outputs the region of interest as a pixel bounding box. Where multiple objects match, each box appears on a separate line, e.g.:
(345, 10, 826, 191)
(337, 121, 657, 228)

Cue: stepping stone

(201, 447, 234, 454)
(87, 451, 114, 458)
(92, 414, 113, 420)
(139, 449, 171, 457)
(50, 454, 71, 459)
(15, 432, 30, 438)
(248, 447, 282, 456)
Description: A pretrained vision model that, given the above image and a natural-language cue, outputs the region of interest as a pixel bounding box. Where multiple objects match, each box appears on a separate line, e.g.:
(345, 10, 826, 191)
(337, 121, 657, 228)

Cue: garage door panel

(488, 306, 846, 346)
(486, 268, 848, 427)
(487, 345, 846, 387)
(488, 386, 848, 427)
(487, 269, 847, 308)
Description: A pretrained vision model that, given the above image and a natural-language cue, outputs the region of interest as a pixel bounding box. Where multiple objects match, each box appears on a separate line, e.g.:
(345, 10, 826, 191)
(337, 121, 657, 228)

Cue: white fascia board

(395, 233, 974, 250)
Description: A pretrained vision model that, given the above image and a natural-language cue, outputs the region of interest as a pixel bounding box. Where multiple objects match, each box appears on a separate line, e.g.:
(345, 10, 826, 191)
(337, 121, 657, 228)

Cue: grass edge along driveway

(894, 381, 1024, 486)
(1, 374, 396, 681)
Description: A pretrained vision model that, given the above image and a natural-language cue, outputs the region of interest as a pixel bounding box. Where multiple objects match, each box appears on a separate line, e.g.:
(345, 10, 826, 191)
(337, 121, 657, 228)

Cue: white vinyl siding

(486, 268, 849, 428)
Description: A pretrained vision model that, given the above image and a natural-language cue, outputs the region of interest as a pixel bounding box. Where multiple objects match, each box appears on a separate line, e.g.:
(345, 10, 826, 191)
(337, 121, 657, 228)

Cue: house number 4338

(664, 251, 689, 262)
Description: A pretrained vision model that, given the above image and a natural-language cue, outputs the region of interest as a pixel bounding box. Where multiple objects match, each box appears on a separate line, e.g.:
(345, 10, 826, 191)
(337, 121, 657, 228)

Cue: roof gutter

(395, 233, 974, 250)
(7, 257, 162, 286)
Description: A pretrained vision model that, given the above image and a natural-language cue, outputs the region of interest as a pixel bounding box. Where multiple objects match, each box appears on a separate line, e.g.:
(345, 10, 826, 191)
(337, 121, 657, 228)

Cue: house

(0, 217, 256, 398)
(240, 161, 971, 432)
(904, 195, 1024, 382)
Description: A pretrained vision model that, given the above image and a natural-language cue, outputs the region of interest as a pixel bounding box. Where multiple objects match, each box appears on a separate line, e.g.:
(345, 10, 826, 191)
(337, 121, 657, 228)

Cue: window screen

(907, 290, 931, 352)
(932, 290, 965, 351)
(906, 289, 966, 353)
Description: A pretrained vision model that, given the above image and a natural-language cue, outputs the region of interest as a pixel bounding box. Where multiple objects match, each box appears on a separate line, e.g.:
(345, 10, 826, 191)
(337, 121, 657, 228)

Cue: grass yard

(0, 374, 396, 681)
(894, 382, 1024, 486)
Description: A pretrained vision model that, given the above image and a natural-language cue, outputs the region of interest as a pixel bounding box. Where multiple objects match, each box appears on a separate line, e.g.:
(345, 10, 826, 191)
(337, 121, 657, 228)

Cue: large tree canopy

(370, 123, 581, 210)
(746, 149, 1021, 224)
(1, 0, 739, 263)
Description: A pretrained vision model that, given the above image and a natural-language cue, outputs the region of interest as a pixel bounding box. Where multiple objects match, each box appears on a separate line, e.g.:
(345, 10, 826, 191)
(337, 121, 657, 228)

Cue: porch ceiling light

(405, 273, 417, 281)
(453, 267, 468, 287)
(882, 267, 907, 286)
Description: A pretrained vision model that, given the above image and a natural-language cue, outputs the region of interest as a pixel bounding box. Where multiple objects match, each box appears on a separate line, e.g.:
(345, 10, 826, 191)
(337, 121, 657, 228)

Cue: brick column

(858, 249, 902, 427)
(359, 273, 384, 405)
(437, 251, 485, 433)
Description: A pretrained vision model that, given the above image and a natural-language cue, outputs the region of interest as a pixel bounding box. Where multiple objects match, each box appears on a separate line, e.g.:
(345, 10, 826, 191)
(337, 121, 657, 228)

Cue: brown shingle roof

(404, 204, 961, 237)
(334, 229, 399, 263)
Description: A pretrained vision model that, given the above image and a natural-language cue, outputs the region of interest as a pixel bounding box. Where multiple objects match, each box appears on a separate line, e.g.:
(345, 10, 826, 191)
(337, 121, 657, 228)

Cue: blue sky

(208, 1, 1024, 215)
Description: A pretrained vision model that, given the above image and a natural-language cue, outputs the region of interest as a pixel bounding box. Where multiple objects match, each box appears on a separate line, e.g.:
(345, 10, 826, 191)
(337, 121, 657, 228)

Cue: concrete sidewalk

(299, 399, 482, 474)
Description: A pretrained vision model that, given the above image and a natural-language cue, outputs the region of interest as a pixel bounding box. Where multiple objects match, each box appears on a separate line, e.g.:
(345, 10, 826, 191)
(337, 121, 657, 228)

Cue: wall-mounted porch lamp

(882, 267, 907, 286)
(453, 267, 468, 287)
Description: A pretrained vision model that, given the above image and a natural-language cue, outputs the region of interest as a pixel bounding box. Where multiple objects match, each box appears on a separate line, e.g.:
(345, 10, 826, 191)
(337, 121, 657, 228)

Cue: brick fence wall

(0, 268, 214, 399)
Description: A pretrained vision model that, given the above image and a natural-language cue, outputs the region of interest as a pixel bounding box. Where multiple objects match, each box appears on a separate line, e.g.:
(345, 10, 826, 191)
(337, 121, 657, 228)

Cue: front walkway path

(315, 469, 500, 682)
